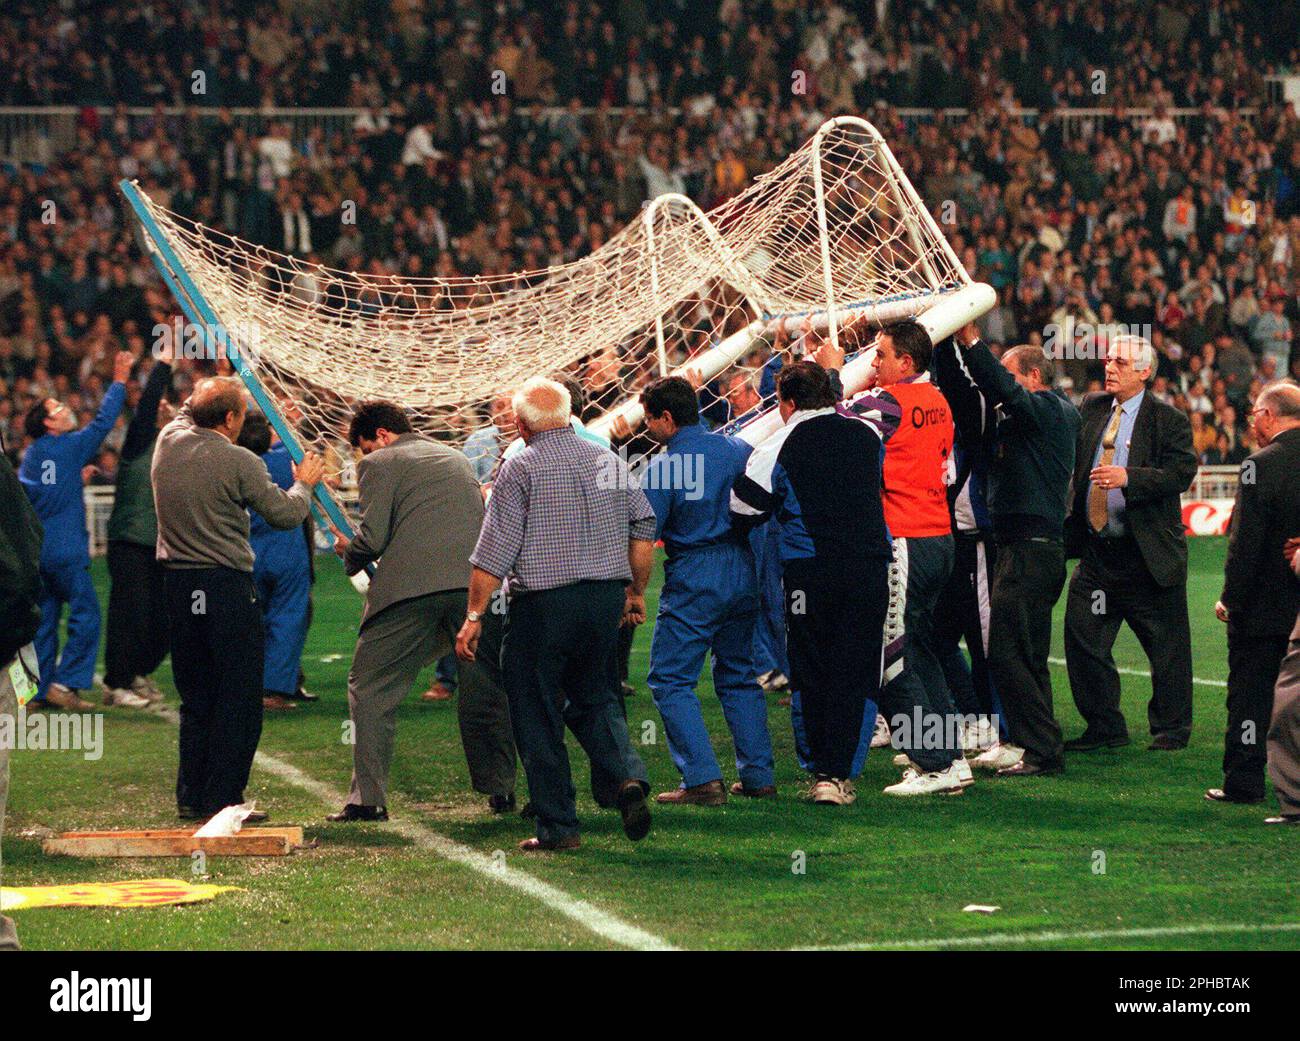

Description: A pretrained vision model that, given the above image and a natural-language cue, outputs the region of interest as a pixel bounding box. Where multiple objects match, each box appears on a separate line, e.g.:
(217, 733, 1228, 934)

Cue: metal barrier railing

(0, 104, 1264, 165)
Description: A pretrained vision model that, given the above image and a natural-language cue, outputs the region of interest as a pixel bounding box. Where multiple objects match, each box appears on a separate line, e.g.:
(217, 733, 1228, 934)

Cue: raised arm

(121, 360, 172, 462)
(957, 337, 1046, 430)
(67, 351, 134, 464)
(933, 333, 992, 448)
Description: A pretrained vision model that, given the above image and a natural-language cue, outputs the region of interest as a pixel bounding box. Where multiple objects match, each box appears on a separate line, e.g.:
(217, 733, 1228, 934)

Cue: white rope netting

(128, 118, 971, 467)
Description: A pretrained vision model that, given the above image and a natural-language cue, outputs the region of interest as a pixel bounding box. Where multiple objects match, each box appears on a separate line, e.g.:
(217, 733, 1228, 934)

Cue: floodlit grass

(5, 537, 1297, 950)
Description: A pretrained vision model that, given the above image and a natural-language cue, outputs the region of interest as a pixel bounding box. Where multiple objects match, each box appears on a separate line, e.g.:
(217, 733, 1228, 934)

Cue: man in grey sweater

(326, 401, 515, 822)
(152, 378, 323, 819)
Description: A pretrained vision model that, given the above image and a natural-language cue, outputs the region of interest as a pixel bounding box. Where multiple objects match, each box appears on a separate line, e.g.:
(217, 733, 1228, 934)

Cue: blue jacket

(641, 423, 752, 558)
(20, 382, 126, 566)
(249, 443, 309, 569)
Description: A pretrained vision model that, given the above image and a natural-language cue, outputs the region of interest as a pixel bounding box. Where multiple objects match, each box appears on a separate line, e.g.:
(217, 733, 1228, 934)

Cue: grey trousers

(1267, 613, 1300, 816)
(1, 655, 20, 950)
(346, 591, 515, 808)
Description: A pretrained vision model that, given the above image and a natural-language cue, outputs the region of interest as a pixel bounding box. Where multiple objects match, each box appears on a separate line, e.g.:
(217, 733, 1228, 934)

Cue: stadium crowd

(4, 0, 1300, 468)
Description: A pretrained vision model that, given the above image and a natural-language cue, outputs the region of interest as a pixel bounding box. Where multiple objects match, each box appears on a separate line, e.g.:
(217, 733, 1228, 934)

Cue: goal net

(121, 116, 991, 487)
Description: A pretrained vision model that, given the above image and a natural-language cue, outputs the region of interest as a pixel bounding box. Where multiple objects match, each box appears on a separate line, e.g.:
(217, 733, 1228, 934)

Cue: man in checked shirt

(456, 376, 654, 851)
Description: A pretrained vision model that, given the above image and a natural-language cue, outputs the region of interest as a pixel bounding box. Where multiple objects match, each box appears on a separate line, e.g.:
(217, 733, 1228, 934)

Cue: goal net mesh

(126, 119, 969, 475)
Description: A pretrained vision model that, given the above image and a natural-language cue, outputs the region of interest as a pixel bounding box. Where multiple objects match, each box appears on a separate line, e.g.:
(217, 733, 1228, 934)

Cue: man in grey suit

(327, 402, 515, 821)
(1267, 537, 1300, 825)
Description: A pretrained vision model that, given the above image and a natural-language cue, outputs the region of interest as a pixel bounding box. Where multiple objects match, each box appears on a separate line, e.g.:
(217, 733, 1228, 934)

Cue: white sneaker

(971, 742, 1024, 771)
(883, 763, 965, 796)
(103, 685, 151, 709)
(954, 757, 974, 787)
(960, 718, 999, 753)
(811, 778, 856, 805)
(870, 714, 892, 749)
(131, 676, 164, 703)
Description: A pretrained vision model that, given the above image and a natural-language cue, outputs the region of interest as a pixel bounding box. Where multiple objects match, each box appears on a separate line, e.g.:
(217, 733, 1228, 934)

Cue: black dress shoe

(1264, 813, 1300, 825)
(620, 681, 636, 698)
(286, 688, 320, 702)
(617, 779, 651, 841)
(1204, 788, 1264, 805)
(178, 805, 203, 821)
(996, 759, 1064, 778)
(1064, 732, 1130, 752)
(326, 803, 389, 822)
(1148, 734, 1187, 751)
(488, 793, 516, 814)
(244, 809, 269, 823)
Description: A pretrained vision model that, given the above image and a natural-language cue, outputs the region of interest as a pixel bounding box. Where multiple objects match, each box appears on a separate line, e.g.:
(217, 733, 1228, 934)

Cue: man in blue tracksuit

(236, 413, 312, 711)
(19, 351, 134, 710)
(640, 376, 775, 804)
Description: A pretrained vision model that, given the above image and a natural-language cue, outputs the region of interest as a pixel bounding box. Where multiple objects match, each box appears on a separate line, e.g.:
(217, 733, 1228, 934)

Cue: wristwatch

(466, 610, 483, 623)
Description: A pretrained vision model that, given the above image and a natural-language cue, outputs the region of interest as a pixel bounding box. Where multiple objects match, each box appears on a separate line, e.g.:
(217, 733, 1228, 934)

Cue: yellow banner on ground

(1, 878, 240, 910)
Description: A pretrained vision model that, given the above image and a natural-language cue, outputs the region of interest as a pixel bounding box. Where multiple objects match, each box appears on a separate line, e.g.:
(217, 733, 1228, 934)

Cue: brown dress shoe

(46, 684, 94, 711)
(421, 682, 454, 702)
(656, 780, 727, 806)
(262, 694, 297, 711)
(730, 781, 778, 798)
(518, 835, 581, 852)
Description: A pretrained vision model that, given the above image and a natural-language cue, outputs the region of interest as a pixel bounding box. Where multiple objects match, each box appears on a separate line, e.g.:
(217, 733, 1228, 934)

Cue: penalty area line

(150, 705, 678, 951)
(1048, 656, 1226, 688)
(793, 920, 1300, 951)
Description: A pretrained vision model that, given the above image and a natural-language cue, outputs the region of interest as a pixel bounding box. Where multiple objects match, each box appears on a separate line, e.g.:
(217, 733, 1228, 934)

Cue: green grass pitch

(4, 537, 1298, 950)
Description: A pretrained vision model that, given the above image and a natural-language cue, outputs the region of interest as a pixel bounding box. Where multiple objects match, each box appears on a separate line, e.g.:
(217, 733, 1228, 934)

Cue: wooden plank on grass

(42, 827, 303, 857)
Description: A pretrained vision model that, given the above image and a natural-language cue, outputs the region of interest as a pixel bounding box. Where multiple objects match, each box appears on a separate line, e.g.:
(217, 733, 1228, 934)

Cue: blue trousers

(253, 546, 310, 695)
(34, 561, 101, 698)
(648, 543, 774, 790)
(750, 519, 789, 678)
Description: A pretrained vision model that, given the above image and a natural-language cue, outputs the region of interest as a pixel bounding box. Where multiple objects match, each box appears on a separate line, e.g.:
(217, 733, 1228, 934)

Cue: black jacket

(954, 339, 1080, 542)
(1064, 391, 1198, 588)
(0, 451, 43, 664)
(1221, 427, 1300, 637)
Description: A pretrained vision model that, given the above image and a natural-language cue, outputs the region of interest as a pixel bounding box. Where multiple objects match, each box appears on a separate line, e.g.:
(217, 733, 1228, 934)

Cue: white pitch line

(1048, 656, 1226, 688)
(150, 705, 677, 951)
(795, 921, 1300, 951)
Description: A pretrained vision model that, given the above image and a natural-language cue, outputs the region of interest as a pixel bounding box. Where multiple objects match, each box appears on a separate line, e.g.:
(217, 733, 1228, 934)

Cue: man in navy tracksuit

(932, 334, 1004, 749)
(19, 351, 134, 710)
(641, 376, 775, 804)
(731, 361, 893, 806)
(237, 413, 312, 711)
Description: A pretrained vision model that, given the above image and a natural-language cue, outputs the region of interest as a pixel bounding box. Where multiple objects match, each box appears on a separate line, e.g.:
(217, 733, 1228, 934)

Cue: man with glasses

(1210, 382, 1300, 807)
(19, 351, 134, 711)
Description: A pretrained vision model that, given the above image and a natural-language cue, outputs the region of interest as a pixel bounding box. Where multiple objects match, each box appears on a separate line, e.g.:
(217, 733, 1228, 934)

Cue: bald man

(152, 378, 324, 820)
(1211, 382, 1300, 808)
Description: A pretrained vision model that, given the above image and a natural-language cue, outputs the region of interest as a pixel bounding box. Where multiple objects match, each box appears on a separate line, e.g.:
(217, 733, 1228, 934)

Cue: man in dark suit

(1209, 382, 1300, 806)
(1, 448, 43, 950)
(1063, 334, 1198, 751)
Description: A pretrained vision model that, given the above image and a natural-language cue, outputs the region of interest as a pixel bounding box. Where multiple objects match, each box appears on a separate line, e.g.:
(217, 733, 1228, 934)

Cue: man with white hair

(457, 377, 655, 851)
(1063, 334, 1198, 753)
